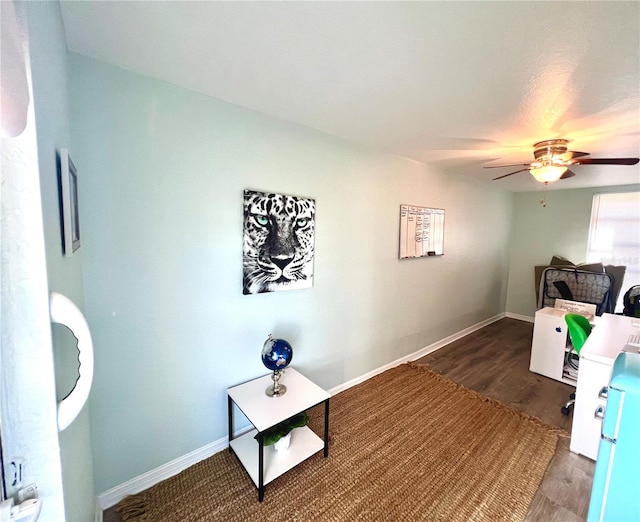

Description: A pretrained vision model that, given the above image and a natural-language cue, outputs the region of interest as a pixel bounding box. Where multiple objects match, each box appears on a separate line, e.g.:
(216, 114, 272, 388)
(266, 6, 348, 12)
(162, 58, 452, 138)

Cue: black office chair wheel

(561, 405, 571, 416)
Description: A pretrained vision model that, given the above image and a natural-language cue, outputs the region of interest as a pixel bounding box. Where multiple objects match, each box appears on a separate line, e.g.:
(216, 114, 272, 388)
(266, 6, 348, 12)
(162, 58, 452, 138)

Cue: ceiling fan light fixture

(487, 137, 639, 183)
(530, 164, 567, 183)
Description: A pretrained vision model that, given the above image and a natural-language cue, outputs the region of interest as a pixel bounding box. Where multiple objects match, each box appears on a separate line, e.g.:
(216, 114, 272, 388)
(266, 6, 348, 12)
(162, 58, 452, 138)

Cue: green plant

(256, 411, 309, 446)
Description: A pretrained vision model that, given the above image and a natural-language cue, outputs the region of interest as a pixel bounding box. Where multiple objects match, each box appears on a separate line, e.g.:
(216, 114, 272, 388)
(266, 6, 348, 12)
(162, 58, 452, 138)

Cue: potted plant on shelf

(255, 411, 309, 451)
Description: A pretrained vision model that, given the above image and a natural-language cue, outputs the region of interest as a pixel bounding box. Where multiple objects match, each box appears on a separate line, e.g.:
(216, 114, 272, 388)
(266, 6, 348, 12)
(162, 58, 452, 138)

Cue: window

(586, 192, 640, 312)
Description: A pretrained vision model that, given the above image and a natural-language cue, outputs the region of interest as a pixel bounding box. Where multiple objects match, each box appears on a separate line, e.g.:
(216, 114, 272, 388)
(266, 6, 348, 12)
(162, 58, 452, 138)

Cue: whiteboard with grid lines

(399, 205, 445, 259)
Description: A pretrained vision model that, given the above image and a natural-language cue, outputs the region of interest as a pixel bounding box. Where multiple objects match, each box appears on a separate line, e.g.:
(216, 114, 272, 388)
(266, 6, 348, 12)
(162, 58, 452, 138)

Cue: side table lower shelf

(229, 426, 324, 488)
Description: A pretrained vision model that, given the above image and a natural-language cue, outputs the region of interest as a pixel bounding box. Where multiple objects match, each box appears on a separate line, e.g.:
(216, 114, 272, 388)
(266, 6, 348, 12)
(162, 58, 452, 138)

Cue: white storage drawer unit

(530, 307, 577, 385)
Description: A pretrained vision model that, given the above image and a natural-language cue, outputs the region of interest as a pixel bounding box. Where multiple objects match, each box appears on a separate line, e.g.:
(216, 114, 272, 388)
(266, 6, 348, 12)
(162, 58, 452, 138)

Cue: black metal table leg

(258, 434, 265, 501)
(227, 395, 233, 451)
(324, 398, 330, 457)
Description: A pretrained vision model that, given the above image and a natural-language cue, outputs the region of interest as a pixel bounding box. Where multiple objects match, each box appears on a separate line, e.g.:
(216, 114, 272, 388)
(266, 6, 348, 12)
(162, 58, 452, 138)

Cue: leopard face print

(243, 190, 315, 294)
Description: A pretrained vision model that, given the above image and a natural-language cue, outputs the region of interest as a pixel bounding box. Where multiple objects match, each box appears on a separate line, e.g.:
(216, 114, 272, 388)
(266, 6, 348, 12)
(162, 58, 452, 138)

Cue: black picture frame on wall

(59, 148, 81, 256)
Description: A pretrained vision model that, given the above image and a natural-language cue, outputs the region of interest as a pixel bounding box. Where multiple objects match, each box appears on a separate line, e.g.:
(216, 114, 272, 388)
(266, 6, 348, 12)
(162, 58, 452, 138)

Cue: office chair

(561, 313, 592, 416)
(622, 285, 640, 317)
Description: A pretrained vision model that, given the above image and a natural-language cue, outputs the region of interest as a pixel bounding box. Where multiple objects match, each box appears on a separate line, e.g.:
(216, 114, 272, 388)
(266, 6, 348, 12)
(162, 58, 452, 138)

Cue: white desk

(570, 314, 640, 460)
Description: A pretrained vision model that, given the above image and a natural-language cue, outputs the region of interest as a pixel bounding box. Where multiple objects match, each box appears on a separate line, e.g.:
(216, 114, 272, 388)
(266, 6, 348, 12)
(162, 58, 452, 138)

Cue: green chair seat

(565, 313, 592, 355)
(561, 313, 593, 416)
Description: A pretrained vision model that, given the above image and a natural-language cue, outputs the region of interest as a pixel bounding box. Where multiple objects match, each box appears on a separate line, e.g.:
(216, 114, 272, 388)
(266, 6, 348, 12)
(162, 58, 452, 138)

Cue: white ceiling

(59, 1, 640, 192)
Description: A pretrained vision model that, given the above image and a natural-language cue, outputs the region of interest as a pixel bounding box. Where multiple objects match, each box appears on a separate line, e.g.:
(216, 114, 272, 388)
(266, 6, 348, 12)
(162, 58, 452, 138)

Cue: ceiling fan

(484, 139, 639, 183)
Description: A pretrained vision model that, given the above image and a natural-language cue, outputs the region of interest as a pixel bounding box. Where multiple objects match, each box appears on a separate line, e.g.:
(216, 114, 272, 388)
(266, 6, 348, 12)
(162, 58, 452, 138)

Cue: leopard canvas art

(243, 190, 316, 294)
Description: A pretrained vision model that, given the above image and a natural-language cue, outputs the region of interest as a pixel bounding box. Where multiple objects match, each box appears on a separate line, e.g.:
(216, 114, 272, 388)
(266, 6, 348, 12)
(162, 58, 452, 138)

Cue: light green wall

(506, 185, 640, 317)
(12, 1, 639, 509)
(24, 2, 95, 521)
(68, 55, 513, 492)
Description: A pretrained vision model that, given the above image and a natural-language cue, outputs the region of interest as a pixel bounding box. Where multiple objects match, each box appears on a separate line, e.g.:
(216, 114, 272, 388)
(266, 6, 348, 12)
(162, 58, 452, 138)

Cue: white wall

(1, 106, 67, 522)
(3, 2, 95, 521)
(16, 2, 95, 520)
(68, 55, 514, 493)
(0, 3, 66, 520)
(506, 184, 640, 317)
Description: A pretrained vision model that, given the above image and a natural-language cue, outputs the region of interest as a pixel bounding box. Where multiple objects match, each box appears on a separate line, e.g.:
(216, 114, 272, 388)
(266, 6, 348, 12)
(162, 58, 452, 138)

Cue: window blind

(586, 192, 640, 311)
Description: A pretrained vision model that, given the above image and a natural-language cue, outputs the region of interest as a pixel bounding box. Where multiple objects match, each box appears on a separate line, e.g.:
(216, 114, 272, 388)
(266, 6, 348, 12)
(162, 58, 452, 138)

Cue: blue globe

(261, 335, 293, 371)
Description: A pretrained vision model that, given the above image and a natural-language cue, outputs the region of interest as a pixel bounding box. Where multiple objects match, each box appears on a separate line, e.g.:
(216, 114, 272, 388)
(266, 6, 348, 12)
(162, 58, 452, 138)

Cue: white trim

(505, 312, 534, 323)
(96, 439, 225, 510)
(96, 312, 508, 514)
(328, 313, 506, 395)
(94, 499, 103, 522)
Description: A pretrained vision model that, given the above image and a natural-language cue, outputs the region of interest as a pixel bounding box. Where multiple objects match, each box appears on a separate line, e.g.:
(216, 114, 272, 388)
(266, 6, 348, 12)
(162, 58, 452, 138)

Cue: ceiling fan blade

(573, 157, 639, 165)
(560, 169, 576, 179)
(492, 168, 531, 180)
(565, 151, 590, 160)
(484, 163, 531, 169)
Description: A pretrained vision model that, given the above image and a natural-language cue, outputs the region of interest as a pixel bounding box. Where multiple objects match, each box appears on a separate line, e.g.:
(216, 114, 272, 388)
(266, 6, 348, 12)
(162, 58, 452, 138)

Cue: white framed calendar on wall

(399, 205, 445, 259)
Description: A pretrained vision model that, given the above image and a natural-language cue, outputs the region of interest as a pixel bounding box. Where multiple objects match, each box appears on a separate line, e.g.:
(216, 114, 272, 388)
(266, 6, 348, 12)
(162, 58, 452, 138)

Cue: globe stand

(265, 370, 287, 397)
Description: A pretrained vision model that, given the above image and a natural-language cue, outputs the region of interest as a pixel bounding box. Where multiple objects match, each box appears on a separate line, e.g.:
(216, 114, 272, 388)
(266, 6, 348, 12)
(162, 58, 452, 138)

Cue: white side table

(227, 368, 330, 501)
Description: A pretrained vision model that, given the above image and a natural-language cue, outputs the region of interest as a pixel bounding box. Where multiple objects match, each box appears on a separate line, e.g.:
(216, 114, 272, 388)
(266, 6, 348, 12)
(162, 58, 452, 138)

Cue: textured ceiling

(59, 1, 640, 192)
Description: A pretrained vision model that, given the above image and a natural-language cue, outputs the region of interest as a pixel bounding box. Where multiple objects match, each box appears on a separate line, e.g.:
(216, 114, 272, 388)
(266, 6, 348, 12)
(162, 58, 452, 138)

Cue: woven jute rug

(117, 363, 561, 521)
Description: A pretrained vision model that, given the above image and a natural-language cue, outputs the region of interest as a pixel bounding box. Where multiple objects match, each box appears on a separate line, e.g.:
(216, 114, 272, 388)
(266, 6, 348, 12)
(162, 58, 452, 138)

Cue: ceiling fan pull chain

(539, 182, 548, 207)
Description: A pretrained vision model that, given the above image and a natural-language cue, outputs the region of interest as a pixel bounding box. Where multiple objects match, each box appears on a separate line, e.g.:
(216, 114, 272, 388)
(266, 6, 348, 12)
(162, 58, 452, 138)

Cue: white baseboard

(328, 312, 506, 395)
(96, 438, 226, 511)
(95, 311, 511, 515)
(505, 311, 534, 323)
(94, 499, 103, 522)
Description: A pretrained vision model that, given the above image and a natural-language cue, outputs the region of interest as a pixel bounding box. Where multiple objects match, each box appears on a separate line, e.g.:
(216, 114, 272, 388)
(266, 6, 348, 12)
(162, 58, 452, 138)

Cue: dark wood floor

(414, 318, 594, 521)
(104, 317, 594, 521)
